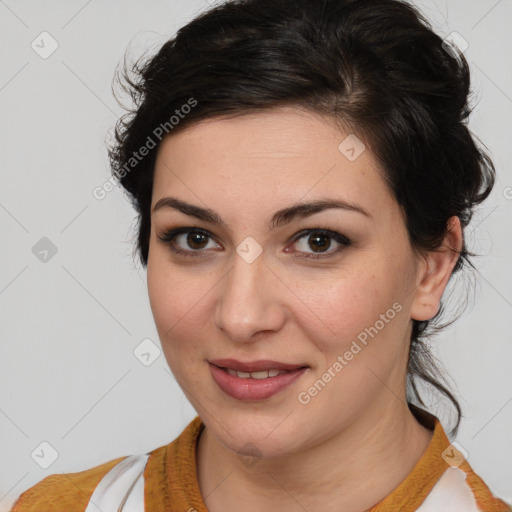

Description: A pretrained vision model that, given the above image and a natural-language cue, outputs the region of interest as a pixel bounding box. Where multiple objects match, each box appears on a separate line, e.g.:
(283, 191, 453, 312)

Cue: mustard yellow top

(10, 412, 511, 511)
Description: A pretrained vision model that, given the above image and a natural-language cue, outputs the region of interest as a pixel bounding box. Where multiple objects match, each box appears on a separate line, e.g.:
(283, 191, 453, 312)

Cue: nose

(214, 250, 286, 343)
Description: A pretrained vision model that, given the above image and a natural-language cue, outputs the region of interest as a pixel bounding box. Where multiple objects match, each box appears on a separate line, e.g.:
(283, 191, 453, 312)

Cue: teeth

(251, 370, 270, 379)
(225, 368, 288, 379)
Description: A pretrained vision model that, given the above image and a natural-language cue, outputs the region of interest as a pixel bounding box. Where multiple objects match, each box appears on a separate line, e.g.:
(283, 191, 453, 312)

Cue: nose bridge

(214, 247, 283, 341)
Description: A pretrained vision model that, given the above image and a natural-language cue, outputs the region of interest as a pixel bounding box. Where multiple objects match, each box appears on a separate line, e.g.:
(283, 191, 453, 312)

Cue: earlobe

(410, 216, 463, 322)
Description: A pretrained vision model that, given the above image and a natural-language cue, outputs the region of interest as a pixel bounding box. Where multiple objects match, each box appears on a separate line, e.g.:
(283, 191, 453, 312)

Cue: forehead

(151, 107, 393, 220)
(158, 107, 351, 158)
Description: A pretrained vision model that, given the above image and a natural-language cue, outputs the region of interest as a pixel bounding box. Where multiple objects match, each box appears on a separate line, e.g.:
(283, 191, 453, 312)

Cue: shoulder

(9, 419, 202, 512)
(416, 421, 511, 512)
(417, 460, 511, 512)
(373, 409, 511, 512)
(10, 455, 128, 512)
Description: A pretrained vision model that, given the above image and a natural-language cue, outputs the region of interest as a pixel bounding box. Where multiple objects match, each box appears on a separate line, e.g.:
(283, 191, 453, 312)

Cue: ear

(410, 216, 463, 322)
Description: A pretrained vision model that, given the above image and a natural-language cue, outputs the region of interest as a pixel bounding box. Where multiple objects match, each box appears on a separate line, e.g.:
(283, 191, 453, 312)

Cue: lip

(209, 359, 309, 401)
(210, 358, 306, 372)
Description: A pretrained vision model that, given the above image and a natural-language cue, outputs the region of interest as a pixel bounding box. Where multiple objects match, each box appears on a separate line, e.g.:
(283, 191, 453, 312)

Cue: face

(147, 107, 423, 458)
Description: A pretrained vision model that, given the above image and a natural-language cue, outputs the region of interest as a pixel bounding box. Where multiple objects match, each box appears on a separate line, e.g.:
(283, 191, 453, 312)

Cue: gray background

(1, 0, 511, 509)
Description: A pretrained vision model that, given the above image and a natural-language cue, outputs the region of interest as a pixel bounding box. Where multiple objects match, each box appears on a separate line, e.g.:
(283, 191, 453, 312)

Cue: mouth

(208, 358, 309, 400)
(210, 358, 307, 376)
(223, 368, 293, 379)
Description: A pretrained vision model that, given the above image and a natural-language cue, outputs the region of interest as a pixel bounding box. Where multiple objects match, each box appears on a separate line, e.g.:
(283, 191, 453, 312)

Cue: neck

(197, 400, 433, 512)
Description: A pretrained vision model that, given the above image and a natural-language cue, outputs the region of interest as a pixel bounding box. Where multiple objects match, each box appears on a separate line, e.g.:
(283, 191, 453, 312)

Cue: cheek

(294, 268, 410, 417)
(146, 251, 208, 361)
(296, 258, 410, 366)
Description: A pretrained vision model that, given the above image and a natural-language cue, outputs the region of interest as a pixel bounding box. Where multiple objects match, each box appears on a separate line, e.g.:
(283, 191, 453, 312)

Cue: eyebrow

(152, 196, 371, 230)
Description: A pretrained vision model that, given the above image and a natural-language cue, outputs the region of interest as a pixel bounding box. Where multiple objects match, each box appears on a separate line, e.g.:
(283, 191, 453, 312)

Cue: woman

(11, 0, 511, 510)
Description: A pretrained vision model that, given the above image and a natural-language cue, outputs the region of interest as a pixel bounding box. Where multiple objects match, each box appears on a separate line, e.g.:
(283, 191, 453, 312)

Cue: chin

(206, 408, 307, 457)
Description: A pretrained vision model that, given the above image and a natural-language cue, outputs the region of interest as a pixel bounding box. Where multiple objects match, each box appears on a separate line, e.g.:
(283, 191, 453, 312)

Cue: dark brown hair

(109, 0, 496, 436)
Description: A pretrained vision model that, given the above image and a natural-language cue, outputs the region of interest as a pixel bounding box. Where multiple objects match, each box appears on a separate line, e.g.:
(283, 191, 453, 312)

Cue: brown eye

(185, 231, 209, 250)
(291, 229, 351, 260)
(158, 227, 351, 260)
(157, 228, 221, 258)
(307, 232, 332, 252)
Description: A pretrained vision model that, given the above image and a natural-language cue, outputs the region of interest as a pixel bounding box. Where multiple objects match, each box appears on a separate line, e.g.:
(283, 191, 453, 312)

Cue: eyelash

(157, 227, 352, 260)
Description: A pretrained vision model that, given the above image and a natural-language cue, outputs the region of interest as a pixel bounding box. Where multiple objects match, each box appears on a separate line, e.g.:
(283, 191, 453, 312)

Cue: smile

(208, 359, 309, 401)
(224, 368, 289, 379)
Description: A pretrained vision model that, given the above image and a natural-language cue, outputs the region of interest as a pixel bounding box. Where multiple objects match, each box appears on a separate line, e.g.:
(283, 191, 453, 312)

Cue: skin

(146, 106, 462, 512)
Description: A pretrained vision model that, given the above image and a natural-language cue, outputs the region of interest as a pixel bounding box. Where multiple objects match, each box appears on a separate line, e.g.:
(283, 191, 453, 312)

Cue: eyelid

(156, 226, 351, 259)
(157, 227, 220, 257)
(157, 226, 213, 244)
(288, 229, 351, 259)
